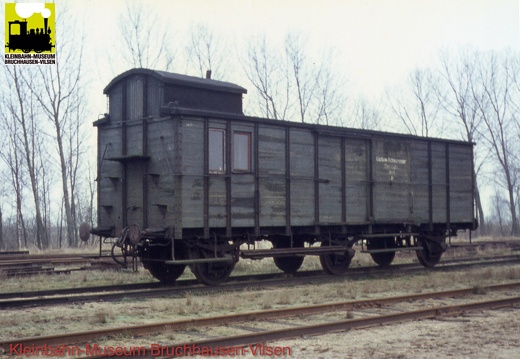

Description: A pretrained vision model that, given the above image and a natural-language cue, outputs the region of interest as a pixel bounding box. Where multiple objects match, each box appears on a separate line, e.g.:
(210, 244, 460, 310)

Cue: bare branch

(117, 1, 174, 70)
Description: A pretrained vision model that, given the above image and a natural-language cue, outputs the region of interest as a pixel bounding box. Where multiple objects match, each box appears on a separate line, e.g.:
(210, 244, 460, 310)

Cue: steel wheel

(142, 241, 186, 284)
(272, 239, 304, 274)
(416, 238, 442, 267)
(370, 251, 396, 267)
(273, 256, 304, 274)
(147, 261, 185, 284)
(190, 248, 235, 286)
(368, 237, 396, 267)
(319, 242, 354, 275)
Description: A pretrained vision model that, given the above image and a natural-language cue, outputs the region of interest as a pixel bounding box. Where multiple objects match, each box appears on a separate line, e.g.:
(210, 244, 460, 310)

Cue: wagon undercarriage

(95, 223, 459, 285)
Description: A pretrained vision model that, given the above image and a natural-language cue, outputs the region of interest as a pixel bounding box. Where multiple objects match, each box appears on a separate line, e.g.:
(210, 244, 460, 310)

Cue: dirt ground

(1, 251, 520, 359)
(276, 306, 520, 359)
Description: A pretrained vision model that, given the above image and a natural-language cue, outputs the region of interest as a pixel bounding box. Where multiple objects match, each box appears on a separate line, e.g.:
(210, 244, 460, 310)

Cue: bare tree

(3, 65, 48, 249)
(284, 33, 317, 123)
(0, 101, 28, 248)
(313, 56, 347, 126)
(388, 68, 442, 137)
(436, 49, 488, 234)
(117, 1, 174, 70)
(472, 50, 519, 236)
(0, 207, 3, 250)
(242, 35, 290, 120)
(184, 24, 228, 80)
(508, 54, 520, 233)
(350, 96, 382, 130)
(26, 9, 87, 247)
(242, 33, 347, 124)
(489, 189, 509, 237)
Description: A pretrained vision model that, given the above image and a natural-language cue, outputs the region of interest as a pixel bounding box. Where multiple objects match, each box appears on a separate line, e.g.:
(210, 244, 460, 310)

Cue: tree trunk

(9, 67, 48, 249)
(474, 182, 485, 236)
(0, 208, 3, 250)
(507, 183, 519, 236)
(56, 129, 76, 247)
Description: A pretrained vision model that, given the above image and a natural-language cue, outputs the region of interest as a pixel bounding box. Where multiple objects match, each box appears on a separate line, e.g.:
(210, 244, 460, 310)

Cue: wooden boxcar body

(90, 69, 477, 284)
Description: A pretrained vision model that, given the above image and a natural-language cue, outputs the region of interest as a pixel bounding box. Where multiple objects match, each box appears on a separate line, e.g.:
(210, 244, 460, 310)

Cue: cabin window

(209, 128, 226, 173)
(233, 131, 251, 173)
(10, 23, 21, 35)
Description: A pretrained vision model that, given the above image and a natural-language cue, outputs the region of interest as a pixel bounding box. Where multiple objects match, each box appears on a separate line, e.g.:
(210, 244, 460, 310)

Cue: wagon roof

(160, 105, 474, 146)
(103, 68, 247, 95)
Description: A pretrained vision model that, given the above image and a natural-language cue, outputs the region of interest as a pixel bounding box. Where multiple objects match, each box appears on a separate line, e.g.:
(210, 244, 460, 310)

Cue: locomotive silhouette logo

(4, 3, 55, 54)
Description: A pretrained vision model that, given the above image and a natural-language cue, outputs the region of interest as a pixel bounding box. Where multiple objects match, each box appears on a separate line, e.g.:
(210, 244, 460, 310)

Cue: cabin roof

(103, 68, 247, 95)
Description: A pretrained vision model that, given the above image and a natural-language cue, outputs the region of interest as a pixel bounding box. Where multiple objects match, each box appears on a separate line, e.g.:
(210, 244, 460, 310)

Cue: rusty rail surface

(1, 281, 519, 353)
(81, 295, 520, 359)
(1, 254, 519, 309)
(0, 254, 118, 277)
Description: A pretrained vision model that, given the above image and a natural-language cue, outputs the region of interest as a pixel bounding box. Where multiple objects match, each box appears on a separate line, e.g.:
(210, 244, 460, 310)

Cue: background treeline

(1, 3, 518, 250)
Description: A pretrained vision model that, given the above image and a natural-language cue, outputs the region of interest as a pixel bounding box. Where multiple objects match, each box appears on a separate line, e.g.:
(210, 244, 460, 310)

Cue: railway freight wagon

(87, 68, 477, 285)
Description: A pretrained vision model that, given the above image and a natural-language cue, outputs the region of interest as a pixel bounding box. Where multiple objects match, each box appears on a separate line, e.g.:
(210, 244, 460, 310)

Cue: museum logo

(4, 3, 56, 64)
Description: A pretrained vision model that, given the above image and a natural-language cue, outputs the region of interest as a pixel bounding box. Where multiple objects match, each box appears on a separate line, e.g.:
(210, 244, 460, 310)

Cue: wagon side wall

(97, 69, 475, 239)
(174, 115, 475, 238)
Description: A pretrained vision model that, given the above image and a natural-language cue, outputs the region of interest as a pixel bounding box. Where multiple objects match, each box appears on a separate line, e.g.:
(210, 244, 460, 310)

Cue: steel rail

(0, 274, 320, 309)
(0, 257, 119, 278)
(1, 252, 518, 301)
(1, 281, 519, 351)
(0, 270, 329, 303)
(1, 255, 519, 309)
(0, 281, 176, 300)
(0, 253, 103, 263)
(0, 258, 99, 266)
(0, 239, 516, 262)
(79, 295, 520, 359)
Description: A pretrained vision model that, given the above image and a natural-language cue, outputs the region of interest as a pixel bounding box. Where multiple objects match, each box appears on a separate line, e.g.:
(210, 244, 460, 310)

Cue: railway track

(0, 254, 120, 277)
(111, 295, 519, 359)
(0, 262, 117, 277)
(1, 281, 519, 357)
(0, 250, 29, 256)
(0, 239, 517, 277)
(0, 240, 516, 278)
(1, 253, 519, 310)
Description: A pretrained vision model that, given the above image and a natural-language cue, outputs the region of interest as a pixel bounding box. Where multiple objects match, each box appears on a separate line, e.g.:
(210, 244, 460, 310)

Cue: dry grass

(274, 290, 292, 305)
(505, 266, 520, 279)
(472, 285, 488, 295)
(1, 240, 520, 340)
(3, 237, 517, 294)
(260, 298, 273, 310)
(0, 267, 154, 294)
(2, 261, 519, 342)
(1, 238, 517, 296)
(149, 300, 170, 313)
(90, 308, 115, 324)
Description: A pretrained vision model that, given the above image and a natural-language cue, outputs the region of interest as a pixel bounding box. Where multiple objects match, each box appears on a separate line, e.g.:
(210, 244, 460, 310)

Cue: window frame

(208, 128, 226, 174)
(232, 131, 252, 173)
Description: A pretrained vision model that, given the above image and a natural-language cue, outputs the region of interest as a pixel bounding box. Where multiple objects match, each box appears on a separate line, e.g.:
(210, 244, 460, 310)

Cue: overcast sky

(70, 0, 520, 107)
(3, 0, 519, 110)
(2, 0, 518, 218)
